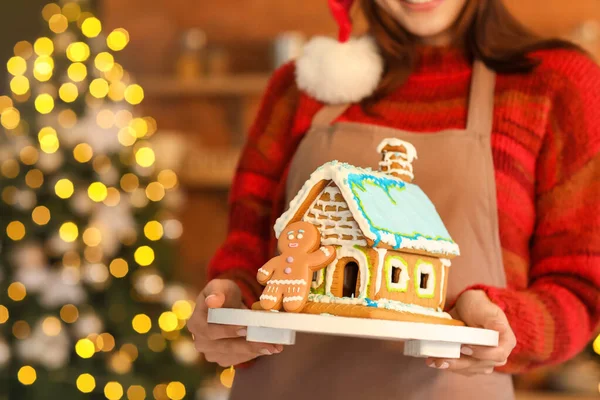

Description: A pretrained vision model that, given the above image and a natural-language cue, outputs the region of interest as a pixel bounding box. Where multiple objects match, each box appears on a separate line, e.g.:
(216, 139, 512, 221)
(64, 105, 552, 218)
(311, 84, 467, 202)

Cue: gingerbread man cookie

(257, 221, 336, 313)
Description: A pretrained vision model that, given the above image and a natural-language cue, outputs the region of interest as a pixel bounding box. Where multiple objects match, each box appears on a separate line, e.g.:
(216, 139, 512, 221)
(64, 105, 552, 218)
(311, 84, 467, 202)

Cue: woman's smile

(399, 0, 446, 12)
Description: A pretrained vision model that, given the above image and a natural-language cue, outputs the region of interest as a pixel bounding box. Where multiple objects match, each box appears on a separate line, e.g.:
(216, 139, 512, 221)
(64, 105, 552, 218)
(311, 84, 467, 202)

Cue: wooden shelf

(138, 74, 270, 97)
(515, 391, 599, 400)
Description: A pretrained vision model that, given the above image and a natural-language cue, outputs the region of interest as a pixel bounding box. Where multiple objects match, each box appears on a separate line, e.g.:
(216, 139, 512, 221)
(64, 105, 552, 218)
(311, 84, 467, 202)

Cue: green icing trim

(384, 255, 409, 293)
(310, 269, 326, 295)
(414, 259, 436, 299)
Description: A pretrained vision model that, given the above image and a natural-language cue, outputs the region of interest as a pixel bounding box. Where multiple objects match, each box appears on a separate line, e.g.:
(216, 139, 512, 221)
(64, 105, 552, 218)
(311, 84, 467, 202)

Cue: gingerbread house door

(331, 257, 361, 298)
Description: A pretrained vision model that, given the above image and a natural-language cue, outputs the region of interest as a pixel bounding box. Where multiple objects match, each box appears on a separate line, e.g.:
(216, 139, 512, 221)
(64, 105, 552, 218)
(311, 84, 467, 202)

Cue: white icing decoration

(260, 294, 278, 302)
(440, 258, 452, 267)
(386, 257, 410, 291)
(274, 161, 460, 257)
(374, 248, 387, 295)
(266, 279, 307, 286)
(283, 296, 304, 303)
(258, 268, 270, 276)
(308, 294, 451, 319)
(303, 184, 367, 247)
(439, 260, 445, 307)
(320, 246, 331, 257)
(324, 246, 369, 298)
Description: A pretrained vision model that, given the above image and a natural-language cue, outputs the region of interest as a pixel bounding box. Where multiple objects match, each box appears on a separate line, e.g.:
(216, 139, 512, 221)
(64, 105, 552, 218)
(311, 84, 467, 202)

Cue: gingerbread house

(274, 139, 461, 324)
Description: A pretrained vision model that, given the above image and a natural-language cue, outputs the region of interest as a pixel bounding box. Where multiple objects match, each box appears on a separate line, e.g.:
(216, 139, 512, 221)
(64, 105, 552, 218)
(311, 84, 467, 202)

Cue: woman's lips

(399, 0, 445, 12)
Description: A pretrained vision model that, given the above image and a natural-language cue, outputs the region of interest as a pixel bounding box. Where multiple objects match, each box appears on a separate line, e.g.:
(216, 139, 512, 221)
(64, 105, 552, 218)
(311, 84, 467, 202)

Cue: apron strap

(466, 60, 496, 137)
(310, 103, 352, 129)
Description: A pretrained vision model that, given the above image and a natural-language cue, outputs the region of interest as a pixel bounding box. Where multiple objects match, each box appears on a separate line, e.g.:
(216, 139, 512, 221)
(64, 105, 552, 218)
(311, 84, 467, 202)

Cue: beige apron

(229, 61, 514, 400)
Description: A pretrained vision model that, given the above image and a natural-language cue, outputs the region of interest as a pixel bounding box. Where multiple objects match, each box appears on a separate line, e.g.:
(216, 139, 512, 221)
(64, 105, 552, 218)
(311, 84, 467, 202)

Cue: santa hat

(296, 0, 384, 105)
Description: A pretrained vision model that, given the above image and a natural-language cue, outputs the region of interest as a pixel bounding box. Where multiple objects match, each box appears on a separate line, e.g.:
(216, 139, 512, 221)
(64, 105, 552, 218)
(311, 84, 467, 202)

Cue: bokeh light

(1, 159, 20, 178)
(109, 258, 129, 278)
(8, 282, 27, 301)
(6, 221, 26, 241)
(145, 182, 165, 202)
(55, 178, 75, 199)
(121, 343, 139, 361)
(132, 314, 152, 334)
(0, 305, 9, 324)
(158, 170, 178, 189)
(34, 56, 54, 81)
(75, 338, 95, 359)
(105, 63, 124, 82)
(96, 109, 115, 128)
(32, 206, 51, 225)
(10, 76, 30, 95)
(83, 227, 102, 247)
(108, 81, 126, 102)
(60, 304, 79, 323)
(59, 109, 78, 128)
(35, 94, 55, 114)
(81, 17, 102, 38)
(95, 52, 114, 72)
(14, 41, 34, 59)
(158, 312, 178, 332)
(13, 320, 31, 339)
(34, 37, 54, 56)
(49, 13, 69, 33)
(20, 146, 39, 165)
(88, 182, 108, 202)
(109, 351, 132, 375)
(166, 382, 186, 400)
(127, 386, 146, 400)
(104, 382, 124, 400)
(18, 366, 37, 386)
(100, 333, 116, 352)
(135, 147, 155, 167)
(173, 301, 193, 320)
(26, 169, 44, 189)
(68, 62, 87, 82)
(62, 2, 81, 22)
(59, 222, 79, 243)
(104, 187, 121, 207)
(40, 134, 60, 154)
(120, 173, 139, 192)
(89, 78, 109, 98)
(107, 28, 130, 51)
(2, 107, 21, 129)
(67, 42, 90, 62)
(148, 334, 166, 352)
(134, 246, 155, 267)
(59, 82, 79, 103)
(42, 316, 62, 336)
(7, 56, 27, 76)
(144, 221, 164, 241)
(125, 84, 144, 105)
(73, 143, 93, 163)
(76, 373, 96, 393)
(117, 127, 137, 147)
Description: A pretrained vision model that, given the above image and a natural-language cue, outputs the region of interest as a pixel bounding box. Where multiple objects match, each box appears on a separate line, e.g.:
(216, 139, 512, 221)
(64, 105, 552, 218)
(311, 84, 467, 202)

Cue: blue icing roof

(347, 173, 455, 251)
(275, 161, 460, 256)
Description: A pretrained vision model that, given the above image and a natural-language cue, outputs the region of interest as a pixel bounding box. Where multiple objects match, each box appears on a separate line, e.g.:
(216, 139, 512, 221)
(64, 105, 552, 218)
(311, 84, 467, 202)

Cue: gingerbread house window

(386, 256, 409, 292)
(415, 261, 436, 299)
(311, 269, 325, 289)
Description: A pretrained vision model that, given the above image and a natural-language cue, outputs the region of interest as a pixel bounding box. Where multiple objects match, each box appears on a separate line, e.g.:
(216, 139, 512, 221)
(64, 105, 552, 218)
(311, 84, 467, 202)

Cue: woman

(189, 0, 600, 398)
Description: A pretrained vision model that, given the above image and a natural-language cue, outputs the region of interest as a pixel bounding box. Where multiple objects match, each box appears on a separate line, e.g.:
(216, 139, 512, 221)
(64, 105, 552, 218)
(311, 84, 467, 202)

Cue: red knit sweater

(208, 47, 600, 373)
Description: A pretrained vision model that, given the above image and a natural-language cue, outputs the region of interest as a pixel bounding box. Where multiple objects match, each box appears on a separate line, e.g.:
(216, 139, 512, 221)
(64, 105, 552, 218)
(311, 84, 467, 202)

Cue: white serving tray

(208, 308, 499, 359)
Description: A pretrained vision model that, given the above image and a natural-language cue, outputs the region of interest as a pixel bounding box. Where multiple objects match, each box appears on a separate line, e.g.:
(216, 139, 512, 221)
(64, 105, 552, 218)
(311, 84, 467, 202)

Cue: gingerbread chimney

(377, 139, 418, 183)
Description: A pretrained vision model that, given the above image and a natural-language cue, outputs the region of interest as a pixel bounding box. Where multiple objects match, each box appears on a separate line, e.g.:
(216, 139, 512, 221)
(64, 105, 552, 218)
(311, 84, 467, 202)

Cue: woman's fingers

(196, 337, 282, 356)
(426, 355, 499, 371)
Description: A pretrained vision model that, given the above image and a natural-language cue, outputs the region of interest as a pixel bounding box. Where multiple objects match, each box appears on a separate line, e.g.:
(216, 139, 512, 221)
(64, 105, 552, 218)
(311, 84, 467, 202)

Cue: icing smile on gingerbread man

(257, 222, 336, 313)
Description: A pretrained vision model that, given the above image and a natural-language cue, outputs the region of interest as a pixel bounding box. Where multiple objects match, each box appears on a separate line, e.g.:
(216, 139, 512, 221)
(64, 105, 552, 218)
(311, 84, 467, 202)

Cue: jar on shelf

(176, 28, 207, 80)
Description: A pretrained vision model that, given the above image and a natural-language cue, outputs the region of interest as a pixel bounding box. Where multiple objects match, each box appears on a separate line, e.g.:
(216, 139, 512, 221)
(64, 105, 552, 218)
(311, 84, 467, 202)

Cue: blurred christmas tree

(0, 1, 210, 399)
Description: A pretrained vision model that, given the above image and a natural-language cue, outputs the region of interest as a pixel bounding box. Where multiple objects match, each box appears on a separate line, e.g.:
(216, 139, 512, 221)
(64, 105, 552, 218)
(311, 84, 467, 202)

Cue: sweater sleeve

(207, 62, 301, 308)
(470, 52, 600, 373)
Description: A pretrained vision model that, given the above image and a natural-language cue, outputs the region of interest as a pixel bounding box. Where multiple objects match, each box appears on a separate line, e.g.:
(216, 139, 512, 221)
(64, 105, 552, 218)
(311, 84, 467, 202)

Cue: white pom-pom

(296, 36, 384, 104)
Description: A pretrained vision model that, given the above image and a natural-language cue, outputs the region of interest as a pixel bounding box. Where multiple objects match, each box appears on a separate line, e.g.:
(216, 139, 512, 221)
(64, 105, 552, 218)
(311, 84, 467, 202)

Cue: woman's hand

(187, 279, 283, 367)
(426, 290, 517, 376)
